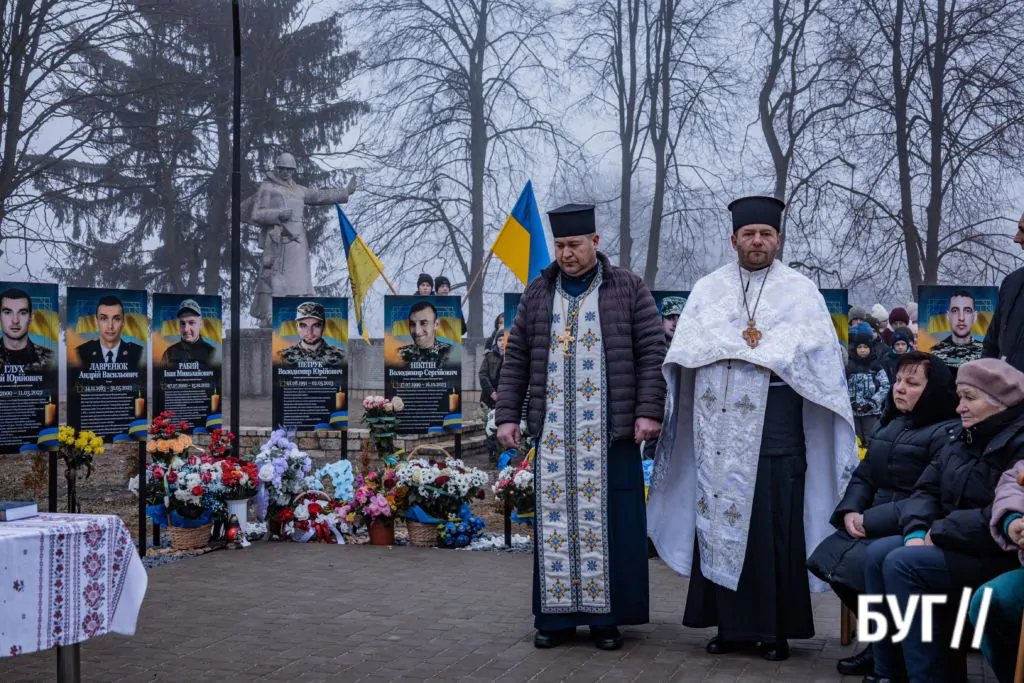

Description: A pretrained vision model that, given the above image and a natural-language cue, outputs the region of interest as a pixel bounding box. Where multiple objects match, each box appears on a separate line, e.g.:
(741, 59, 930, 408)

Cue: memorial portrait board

(271, 297, 348, 431)
(916, 285, 998, 370)
(0, 282, 59, 453)
(651, 290, 689, 344)
(503, 293, 521, 348)
(66, 287, 148, 442)
(383, 295, 462, 435)
(820, 289, 850, 348)
(152, 293, 223, 432)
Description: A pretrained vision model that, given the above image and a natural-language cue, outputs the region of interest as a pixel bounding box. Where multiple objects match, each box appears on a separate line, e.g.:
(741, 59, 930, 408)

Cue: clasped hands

(498, 417, 661, 449)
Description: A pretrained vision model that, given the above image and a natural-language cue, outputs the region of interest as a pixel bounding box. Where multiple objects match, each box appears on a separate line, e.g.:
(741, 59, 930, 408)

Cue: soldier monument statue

(243, 153, 357, 327)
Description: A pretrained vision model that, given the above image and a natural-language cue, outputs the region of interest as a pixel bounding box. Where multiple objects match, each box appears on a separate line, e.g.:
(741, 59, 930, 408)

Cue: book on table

(0, 501, 38, 521)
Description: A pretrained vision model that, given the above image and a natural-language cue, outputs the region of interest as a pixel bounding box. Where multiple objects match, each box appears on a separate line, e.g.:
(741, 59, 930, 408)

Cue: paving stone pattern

(0, 544, 995, 682)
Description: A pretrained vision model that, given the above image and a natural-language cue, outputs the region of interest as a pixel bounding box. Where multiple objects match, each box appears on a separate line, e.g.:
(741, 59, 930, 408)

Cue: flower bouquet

(492, 456, 535, 517)
(252, 429, 314, 534)
(395, 452, 489, 546)
(147, 411, 193, 462)
(55, 426, 104, 513)
(437, 514, 487, 549)
(278, 491, 347, 543)
(362, 395, 404, 461)
(219, 452, 259, 531)
(147, 453, 225, 549)
(344, 465, 407, 545)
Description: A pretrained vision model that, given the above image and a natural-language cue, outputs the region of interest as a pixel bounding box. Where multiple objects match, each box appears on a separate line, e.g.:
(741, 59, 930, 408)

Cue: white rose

(258, 464, 275, 482)
(294, 504, 310, 521)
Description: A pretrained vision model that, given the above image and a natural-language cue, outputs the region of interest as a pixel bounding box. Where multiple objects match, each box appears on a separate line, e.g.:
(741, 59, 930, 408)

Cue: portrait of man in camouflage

(0, 288, 53, 372)
(162, 299, 217, 366)
(278, 301, 346, 367)
(660, 296, 686, 343)
(930, 289, 984, 369)
(397, 301, 453, 366)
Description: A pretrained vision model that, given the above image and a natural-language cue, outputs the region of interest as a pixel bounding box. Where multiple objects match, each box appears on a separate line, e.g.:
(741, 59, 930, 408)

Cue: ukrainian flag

(492, 181, 551, 285)
(337, 205, 386, 342)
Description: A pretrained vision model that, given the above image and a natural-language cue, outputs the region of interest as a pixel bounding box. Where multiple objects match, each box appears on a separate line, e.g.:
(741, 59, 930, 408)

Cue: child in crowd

(848, 326, 891, 444)
(882, 328, 915, 383)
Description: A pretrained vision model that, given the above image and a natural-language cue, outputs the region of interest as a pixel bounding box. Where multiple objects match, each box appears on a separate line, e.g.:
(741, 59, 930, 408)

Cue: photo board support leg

(48, 451, 58, 512)
(454, 432, 462, 460)
(229, 0, 242, 457)
(504, 500, 512, 549)
(341, 428, 348, 460)
(137, 441, 147, 558)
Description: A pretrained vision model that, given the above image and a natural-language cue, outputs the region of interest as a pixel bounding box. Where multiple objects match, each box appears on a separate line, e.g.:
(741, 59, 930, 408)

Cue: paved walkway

(0, 544, 993, 682)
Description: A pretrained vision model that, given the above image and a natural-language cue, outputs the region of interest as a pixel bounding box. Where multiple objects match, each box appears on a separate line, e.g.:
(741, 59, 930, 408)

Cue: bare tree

(642, 0, 734, 286)
(841, 0, 1024, 291)
(0, 0, 132, 268)
(349, 0, 564, 335)
(753, 0, 861, 262)
(569, 0, 646, 269)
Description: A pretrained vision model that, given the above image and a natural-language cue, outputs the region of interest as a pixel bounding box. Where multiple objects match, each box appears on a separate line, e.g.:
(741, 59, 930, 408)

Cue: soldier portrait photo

(0, 287, 55, 372)
(161, 298, 218, 366)
(277, 301, 346, 367)
(73, 293, 145, 369)
(652, 292, 688, 344)
(917, 285, 997, 372)
(397, 300, 453, 366)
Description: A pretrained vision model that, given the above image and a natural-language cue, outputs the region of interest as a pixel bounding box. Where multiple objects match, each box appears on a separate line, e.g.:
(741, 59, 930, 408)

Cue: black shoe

(534, 628, 573, 649)
(758, 639, 790, 661)
(705, 636, 749, 655)
(862, 676, 908, 683)
(838, 645, 874, 676)
(591, 626, 622, 651)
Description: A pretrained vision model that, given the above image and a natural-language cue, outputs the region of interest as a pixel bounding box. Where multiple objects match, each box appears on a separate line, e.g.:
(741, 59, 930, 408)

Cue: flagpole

(370, 258, 398, 295)
(462, 248, 495, 305)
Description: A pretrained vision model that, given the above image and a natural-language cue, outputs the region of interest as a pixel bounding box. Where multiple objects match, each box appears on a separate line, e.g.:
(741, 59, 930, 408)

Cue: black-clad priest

(496, 203, 667, 651)
(647, 196, 858, 660)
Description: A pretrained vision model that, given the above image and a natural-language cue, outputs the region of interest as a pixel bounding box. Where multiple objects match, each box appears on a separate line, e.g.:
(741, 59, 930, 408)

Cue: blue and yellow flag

(491, 181, 551, 286)
(337, 205, 386, 342)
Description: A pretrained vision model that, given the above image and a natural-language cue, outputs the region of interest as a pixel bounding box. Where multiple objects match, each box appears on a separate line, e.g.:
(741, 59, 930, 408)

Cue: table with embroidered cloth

(0, 513, 148, 682)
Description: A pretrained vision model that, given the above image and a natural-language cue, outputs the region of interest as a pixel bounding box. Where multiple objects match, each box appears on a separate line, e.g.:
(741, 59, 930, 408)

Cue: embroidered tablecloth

(0, 513, 147, 658)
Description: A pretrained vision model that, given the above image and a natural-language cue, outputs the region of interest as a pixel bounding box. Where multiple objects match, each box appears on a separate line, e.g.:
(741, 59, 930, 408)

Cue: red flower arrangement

(218, 457, 260, 499)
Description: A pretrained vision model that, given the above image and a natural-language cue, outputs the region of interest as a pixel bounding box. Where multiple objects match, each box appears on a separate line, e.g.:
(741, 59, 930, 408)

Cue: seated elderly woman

(969, 460, 1024, 683)
(862, 358, 1024, 683)
(807, 352, 958, 677)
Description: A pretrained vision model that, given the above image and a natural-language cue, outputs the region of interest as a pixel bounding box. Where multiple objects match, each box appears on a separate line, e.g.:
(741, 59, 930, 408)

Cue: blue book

(0, 501, 38, 521)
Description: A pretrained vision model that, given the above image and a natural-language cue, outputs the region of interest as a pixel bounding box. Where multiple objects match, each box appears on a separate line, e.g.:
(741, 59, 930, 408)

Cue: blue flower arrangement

(314, 459, 355, 501)
(437, 514, 487, 548)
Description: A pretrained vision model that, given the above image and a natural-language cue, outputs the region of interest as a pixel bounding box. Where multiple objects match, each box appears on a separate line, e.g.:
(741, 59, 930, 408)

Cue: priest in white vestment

(647, 196, 858, 661)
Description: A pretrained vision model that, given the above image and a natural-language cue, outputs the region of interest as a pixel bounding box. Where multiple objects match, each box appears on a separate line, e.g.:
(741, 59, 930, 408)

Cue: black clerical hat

(728, 196, 786, 232)
(548, 204, 596, 238)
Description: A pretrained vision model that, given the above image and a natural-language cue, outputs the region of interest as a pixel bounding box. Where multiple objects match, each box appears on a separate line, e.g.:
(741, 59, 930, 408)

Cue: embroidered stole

(691, 360, 772, 589)
(536, 271, 611, 614)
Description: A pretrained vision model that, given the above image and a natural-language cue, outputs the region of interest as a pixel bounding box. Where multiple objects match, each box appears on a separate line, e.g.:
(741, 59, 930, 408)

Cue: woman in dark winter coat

(807, 352, 958, 676)
(863, 358, 1024, 683)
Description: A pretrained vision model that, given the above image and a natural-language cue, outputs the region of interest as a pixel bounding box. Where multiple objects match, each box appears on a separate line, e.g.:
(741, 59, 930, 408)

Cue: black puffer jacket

(832, 358, 959, 537)
(900, 402, 1024, 588)
(984, 266, 1024, 373)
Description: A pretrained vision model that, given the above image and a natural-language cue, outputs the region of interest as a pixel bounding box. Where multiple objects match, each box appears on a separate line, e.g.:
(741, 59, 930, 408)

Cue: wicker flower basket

(406, 521, 439, 547)
(168, 523, 212, 551)
(404, 444, 458, 548)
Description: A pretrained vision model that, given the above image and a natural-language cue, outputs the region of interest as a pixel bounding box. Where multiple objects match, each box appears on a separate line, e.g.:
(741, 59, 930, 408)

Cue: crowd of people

(473, 197, 1024, 683)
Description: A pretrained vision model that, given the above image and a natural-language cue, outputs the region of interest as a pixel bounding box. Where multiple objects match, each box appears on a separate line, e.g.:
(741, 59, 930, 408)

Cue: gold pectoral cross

(742, 319, 763, 349)
(557, 332, 575, 356)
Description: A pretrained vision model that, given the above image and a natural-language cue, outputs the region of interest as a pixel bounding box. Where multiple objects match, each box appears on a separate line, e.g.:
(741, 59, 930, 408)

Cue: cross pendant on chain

(557, 332, 575, 356)
(742, 319, 763, 349)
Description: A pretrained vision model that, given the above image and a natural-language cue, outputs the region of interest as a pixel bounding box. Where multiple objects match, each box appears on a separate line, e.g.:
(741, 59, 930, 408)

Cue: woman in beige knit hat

(861, 358, 1024, 683)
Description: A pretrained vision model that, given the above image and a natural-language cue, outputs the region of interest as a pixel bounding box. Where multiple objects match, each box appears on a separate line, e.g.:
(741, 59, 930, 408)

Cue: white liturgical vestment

(647, 261, 858, 592)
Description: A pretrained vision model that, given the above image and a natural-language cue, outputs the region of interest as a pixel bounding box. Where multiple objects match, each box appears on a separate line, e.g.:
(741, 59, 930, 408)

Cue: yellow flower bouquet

(57, 425, 104, 513)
